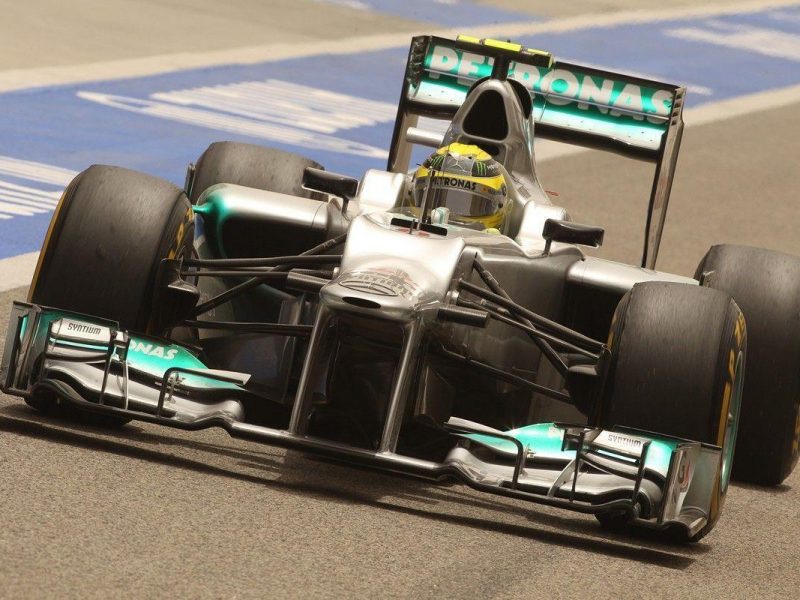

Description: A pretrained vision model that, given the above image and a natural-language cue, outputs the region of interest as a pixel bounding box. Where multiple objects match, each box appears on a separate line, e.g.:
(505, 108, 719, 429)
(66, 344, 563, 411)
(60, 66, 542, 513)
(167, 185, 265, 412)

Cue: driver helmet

(412, 143, 508, 230)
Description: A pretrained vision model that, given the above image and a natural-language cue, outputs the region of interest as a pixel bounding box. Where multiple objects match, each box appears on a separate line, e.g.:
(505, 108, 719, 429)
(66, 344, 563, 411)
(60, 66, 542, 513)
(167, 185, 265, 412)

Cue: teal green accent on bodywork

(49, 338, 108, 351)
(464, 422, 677, 476)
(415, 42, 672, 152)
(193, 187, 235, 259)
(126, 336, 240, 390)
(27, 309, 117, 376)
(38, 310, 113, 330)
(465, 423, 566, 457)
(18, 314, 28, 343)
(34, 308, 241, 392)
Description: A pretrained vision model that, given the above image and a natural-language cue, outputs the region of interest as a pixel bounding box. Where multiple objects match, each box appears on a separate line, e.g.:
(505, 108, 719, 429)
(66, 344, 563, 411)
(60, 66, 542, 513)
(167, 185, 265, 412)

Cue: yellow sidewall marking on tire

(716, 349, 735, 446)
(708, 351, 733, 523)
(27, 187, 68, 301)
(167, 206, 193, 260)
(710, 312, 746, 524)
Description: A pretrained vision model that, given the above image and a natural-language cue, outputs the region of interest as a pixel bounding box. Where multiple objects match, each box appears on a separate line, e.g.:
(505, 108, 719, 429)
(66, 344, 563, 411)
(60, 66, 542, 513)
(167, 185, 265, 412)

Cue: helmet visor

(413, 176, 502, 217)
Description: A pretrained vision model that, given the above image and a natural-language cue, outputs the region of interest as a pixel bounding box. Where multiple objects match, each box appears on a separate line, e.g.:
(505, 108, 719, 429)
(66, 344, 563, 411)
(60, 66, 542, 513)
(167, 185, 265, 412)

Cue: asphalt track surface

(1, 1, 799, 598)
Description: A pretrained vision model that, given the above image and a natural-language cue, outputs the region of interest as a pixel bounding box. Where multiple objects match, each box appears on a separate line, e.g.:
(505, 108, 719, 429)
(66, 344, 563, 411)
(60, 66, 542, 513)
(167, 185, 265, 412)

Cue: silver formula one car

(3, 36, 799, 542)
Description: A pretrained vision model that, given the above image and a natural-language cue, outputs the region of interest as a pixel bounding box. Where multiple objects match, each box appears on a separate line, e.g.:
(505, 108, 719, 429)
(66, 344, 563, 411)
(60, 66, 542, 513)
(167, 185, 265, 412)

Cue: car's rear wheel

(188, 141, 323, 203)
(594, 282, 746, 542)
(696, 244, 800, 486)
(27, 164, 194, 423)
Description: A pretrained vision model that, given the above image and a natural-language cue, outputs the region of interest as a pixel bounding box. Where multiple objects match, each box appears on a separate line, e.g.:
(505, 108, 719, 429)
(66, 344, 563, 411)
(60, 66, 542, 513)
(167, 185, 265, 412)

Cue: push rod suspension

(182, 270, 291, 279)
(438, 347, 571, 404)
(457, 297, 599, 360)
(183, 320, 313, 337)
(183, 254, 342, 269)
(458, 279, 605, 352)
(471, 258, 568, 375)
(189, 233, 347, 317)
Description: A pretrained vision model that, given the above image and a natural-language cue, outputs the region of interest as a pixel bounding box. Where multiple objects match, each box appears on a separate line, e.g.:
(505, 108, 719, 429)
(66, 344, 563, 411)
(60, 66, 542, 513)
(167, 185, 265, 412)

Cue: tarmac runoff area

(0, 1, 799, 598)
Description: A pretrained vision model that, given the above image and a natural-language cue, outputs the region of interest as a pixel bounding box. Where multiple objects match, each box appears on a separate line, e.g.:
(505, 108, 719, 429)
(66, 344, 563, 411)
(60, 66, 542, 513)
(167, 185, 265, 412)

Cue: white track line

(0, 0, 797, 92)
(666, 21, 800, 62)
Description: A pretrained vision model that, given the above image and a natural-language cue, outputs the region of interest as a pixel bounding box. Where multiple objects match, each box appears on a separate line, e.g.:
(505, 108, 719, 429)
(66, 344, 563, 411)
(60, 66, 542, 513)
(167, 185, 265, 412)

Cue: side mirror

(542, 219, 604, 254)
(302, 167, 359, 212)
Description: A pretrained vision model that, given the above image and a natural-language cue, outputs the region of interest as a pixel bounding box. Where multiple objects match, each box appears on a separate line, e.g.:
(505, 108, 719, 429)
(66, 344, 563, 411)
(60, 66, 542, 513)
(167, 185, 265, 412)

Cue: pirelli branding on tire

(718, 311, 746, 446)
(168, 206, 194, 260)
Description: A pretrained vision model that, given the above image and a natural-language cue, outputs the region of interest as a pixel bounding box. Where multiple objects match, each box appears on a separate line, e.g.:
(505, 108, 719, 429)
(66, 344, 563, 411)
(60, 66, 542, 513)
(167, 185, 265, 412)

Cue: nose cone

(322, 214, 467, 321)
(320, 264, 438, 321)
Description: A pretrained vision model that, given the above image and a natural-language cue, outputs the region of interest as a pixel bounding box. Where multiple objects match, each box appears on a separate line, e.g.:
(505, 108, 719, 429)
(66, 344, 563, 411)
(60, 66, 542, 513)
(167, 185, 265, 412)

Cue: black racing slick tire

(595, 282, 746, 542)
(188, 141, 323, 203)
(696, 244, 800, 486)
(30, 165, 194, 332)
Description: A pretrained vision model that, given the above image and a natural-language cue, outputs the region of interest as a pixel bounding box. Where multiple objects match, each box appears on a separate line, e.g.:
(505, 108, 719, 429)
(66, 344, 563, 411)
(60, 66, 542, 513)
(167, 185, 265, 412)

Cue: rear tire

(595, 282, 746, 542)
(189, 141, 323, 203)
(696, 244, 800, 485)
(27, 165, 194, 424)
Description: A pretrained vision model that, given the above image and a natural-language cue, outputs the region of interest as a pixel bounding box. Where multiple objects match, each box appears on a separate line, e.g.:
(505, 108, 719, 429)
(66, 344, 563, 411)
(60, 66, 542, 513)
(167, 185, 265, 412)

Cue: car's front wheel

(595, 282, 746, 542)
(30, 164, 193, 331)
(26, 164, 194, 423)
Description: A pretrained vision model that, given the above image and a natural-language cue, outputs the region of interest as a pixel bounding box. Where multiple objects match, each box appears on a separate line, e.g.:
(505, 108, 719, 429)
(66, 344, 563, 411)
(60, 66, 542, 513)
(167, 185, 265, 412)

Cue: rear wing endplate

(387, 35, 686, 269)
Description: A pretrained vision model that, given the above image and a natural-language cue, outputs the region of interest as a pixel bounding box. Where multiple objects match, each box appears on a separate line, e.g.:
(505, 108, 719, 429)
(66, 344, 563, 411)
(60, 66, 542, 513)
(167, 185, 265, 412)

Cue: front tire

(30, 165, 193, 332)
(27, 165, 194, 423)
(595, 282, 746, 542)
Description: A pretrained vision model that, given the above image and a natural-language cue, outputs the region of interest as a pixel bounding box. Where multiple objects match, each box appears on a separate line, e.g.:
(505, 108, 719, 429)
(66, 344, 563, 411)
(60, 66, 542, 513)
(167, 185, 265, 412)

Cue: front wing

(2, 302, 721, 538)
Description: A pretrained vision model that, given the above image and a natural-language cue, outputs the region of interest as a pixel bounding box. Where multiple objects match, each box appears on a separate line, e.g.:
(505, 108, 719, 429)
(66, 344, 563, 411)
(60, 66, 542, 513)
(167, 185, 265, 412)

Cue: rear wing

(387, 35, 686, 269)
